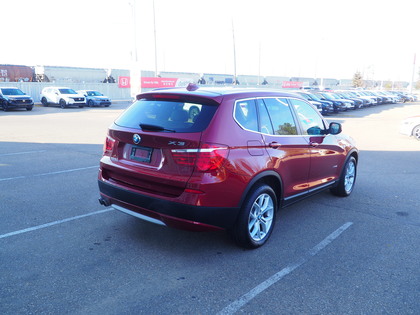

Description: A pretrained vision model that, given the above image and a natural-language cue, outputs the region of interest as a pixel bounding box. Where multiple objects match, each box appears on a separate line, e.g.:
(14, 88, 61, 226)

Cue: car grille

(71, 97, 84, 101)
(12, 99, 31, 104)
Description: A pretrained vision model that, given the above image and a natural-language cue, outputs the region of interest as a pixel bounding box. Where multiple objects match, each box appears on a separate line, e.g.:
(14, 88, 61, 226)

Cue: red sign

(141, 77, 178, 88)
(118, 76, 179, 88)
(118, 76, 131, 88)
(282, 81, 303, 88)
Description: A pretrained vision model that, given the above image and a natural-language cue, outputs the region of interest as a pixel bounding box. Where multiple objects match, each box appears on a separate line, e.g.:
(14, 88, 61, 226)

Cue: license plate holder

(130, 146, 153, 163)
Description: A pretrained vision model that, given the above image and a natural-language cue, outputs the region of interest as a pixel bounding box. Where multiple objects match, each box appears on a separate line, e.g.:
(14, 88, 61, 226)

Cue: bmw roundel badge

(133, 134, 141, 144)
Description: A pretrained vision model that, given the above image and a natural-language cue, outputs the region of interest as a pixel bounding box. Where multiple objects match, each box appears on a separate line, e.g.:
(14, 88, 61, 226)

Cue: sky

(3, 0, 419, 82)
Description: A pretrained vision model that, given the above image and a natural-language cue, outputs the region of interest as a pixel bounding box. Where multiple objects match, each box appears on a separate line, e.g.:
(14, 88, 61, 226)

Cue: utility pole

(129, 0, 141, 98)
(153, 0, 158, 77)
(232, 19, 237, 85)
(410, 53, 416, 93)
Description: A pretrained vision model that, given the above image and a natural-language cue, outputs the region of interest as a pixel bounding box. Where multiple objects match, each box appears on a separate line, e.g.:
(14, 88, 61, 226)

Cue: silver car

(78, 90, 111, 107)
(400, 115, 420, 141)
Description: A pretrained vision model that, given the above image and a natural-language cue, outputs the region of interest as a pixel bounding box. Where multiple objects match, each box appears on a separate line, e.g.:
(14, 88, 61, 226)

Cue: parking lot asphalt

(1, 101, 419, 314)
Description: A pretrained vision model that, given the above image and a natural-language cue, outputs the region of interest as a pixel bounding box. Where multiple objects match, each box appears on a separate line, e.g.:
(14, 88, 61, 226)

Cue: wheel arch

(411, 124, 420, 137)
(238, 170, 283, 210)
(336, 149, 358, 181)
(348, 149, 359, 164)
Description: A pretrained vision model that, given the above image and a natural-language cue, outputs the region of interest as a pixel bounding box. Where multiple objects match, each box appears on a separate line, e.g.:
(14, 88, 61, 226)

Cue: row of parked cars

(293, 89, 418, 116)
(0, 86, 112, 111)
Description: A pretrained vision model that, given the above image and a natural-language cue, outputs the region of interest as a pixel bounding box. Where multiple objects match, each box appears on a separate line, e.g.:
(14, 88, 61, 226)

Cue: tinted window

(87, 91, 102, 96)
(59, 89, 77, 94)
(256, 99, 274, 134)
(290, 99, 326, 135)
(115, 99, 217, 133)
(234, 99, 258, 132)
(1, 88, 25, 96)
(263, 98, 297, 135)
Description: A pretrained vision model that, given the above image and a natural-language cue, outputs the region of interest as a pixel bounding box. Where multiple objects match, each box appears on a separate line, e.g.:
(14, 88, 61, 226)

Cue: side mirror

(329, 122, 342, 135)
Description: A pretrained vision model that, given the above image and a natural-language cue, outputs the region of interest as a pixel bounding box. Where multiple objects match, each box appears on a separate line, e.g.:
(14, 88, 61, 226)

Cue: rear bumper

(98, 180, 240, 231)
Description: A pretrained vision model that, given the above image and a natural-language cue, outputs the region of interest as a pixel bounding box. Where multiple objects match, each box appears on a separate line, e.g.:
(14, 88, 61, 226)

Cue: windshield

(296, 93, 312, 101)
(319, 93, 334, 100)
(115, 99, 217, 133)
(59, 89, 77, 94)
(87, 91, 102, 96)
(307, 93, 322, 101)
(328, 94, 340, 99)
(1, 88, 25, 96)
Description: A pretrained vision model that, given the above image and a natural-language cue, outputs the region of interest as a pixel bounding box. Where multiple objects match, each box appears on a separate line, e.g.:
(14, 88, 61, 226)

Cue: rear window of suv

(115, 99, 218, 133)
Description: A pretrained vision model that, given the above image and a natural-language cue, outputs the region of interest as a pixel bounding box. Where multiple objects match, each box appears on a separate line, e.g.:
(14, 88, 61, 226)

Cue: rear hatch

(101, 94, 219, 197)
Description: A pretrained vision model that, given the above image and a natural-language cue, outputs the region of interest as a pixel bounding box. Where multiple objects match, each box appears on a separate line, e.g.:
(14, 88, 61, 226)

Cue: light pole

(153, 0, 158, 77)
(232, 19, 237, 85)
(129, 0, 141, 98)
(410, 53, 416, 93)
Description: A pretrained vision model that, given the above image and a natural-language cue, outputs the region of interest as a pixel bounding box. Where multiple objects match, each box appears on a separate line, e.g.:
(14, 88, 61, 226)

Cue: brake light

(103, 136, 115, 156)
(171, 143, 229, 172)
(196, 143, 229, 171)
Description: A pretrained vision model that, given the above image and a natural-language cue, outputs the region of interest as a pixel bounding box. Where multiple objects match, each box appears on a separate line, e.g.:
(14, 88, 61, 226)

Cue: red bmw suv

(98, 85, 358, 248)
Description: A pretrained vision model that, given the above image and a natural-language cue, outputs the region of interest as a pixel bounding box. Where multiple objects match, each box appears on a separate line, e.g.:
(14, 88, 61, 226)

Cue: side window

(234, 99, 258, 132)
(290, 99, 326, 135)
(256, 99, 274, 134)
(262, 98, 297, 135)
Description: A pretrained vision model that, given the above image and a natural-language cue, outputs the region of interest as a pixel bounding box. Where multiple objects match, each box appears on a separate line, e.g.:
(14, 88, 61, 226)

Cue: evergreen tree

(352, 71, 364, 88)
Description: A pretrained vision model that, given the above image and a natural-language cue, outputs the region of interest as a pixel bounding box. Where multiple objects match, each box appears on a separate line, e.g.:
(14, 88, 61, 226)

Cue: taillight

(171, 143, 229, 172)
(196, 143, 229, 171)
(103, 136, 115, 156)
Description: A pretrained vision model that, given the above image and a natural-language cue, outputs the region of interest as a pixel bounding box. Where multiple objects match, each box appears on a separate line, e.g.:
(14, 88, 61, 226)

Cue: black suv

(0, 87, 34, 111)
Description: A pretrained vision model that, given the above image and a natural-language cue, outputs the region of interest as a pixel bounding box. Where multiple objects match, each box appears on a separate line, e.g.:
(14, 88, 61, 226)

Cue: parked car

(334, 92, 364, 109)
(389, 91, 410, 103)
(0, 87, 34, 111)
(400, 115, 420, 141)
(328, 93, 356, 110)
(352, 91, 377, 106)
(291, 92, 322, 113)
(77, 90, 111, 107)
(40, 87, 85, 108)
(294, 91, 334, 115)
(315, 92, 347, 112)
(98, 84, 358, 248)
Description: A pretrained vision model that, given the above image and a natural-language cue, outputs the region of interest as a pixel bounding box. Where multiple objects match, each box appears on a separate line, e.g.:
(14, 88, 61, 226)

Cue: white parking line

(0, 208, 114, 239)
(0, 150, 46, 157)
(0, 166, 98, 182)
(217, 222, 353, 315)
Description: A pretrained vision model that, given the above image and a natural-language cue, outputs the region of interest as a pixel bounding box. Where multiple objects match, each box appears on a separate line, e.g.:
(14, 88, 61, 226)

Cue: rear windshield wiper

(139, 123, 176, 132)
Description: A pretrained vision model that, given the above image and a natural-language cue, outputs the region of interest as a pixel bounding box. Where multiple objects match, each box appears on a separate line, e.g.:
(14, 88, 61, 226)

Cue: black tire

(2, 101, 8, 111)
(26, 106, 33, 111)
(41, 97, 48, 106)
(413, 125, 420, 141)
(330, 156, 357, 197)
(232, 185, 277, 249)
(88, 100, 94, 107)
(59, 99, 66, 109)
